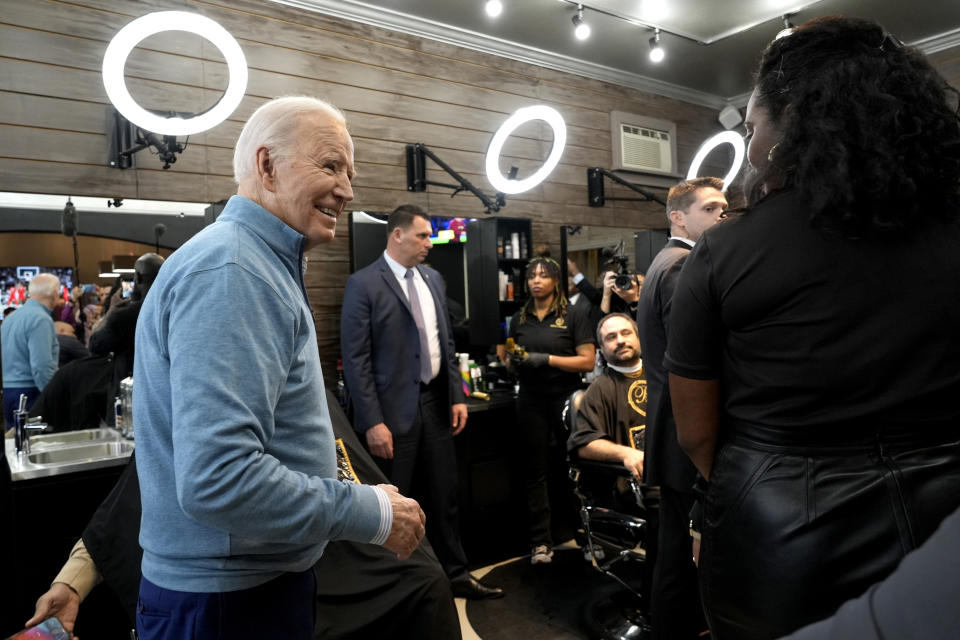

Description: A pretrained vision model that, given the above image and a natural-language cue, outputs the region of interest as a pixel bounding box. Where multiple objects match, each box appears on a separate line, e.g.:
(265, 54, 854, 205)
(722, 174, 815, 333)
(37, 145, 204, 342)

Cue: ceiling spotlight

(776, 15, 796, 40)
(485, 0, 502, 18)
(649, 28, 665, 63)
(572, 5, 591, 40)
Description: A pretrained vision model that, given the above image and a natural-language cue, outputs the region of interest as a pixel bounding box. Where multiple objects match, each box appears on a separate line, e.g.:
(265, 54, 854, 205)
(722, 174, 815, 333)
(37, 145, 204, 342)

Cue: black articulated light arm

(587, 167, 666, 207)
(120, 129, 187, 170)
(406, 143, 505, 213)
(107, 108, 189, 170)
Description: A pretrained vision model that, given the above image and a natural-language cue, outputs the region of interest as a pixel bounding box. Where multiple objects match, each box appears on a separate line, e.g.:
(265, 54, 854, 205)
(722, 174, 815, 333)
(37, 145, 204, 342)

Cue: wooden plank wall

(929, 47, 960, 91)
(5, 0, 955, 380)
(0, 0, 727, 380)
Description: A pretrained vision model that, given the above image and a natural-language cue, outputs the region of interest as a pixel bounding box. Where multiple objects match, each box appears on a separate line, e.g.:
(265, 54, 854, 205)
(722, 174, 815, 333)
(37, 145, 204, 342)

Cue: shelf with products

(466, 217, 533, 346)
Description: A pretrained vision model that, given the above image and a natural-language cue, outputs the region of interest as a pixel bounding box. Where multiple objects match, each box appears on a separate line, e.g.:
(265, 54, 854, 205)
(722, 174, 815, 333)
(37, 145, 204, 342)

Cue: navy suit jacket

(340, 255, 464, 436)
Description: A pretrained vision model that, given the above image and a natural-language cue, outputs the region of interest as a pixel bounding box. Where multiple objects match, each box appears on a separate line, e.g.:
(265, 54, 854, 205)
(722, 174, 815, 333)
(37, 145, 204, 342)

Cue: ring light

(102, 11, 247, 136)
(485, 105, 566, 194)
(686, 130, 745, 190)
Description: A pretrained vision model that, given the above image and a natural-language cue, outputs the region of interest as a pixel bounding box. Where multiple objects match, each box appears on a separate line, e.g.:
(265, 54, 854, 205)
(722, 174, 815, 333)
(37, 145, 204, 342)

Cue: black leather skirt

(698, 419, 960, 639)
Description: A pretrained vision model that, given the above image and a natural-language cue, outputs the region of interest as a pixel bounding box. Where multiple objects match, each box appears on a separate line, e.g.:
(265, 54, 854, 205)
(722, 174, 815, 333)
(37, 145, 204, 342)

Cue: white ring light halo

(485, 105, 567, 195)
(686, 130, 746, 191)
(102, 11, 248, 136)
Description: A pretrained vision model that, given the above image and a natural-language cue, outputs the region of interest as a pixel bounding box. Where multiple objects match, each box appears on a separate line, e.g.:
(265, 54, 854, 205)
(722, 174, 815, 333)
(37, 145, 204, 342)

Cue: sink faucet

(14, 394, 46, 456)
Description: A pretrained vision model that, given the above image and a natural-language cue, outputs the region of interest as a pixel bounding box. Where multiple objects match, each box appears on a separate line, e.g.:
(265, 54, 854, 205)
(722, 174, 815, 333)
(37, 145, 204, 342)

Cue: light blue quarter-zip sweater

(134, 195, 391, 593)
(1, 297, 58, 389)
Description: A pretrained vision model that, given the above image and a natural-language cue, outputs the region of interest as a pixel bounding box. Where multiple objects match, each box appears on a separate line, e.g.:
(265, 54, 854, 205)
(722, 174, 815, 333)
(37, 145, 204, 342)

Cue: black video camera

(600, 241, 636, 290)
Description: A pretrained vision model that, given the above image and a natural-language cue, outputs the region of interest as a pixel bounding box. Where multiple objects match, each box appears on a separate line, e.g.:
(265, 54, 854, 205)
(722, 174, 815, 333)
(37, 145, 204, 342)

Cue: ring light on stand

(485, 105, 567, 195)
(686, 130, 745, 190)
(102, 11, 247, 136)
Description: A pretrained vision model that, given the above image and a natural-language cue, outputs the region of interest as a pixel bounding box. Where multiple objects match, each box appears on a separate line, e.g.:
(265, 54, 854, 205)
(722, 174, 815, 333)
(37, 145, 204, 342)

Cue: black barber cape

(568, 367, 647, 454)
(81, 389, 460, 639)
(30, 355, 113, 430)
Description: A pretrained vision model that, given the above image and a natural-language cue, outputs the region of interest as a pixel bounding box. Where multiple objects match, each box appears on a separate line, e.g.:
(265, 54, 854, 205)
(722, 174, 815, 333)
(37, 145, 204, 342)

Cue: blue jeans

(137, 570, 316, 640)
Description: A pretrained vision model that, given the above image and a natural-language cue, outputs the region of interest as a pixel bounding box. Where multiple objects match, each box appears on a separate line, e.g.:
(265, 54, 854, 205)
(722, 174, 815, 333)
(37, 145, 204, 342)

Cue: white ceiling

(270, 0, 960, 108)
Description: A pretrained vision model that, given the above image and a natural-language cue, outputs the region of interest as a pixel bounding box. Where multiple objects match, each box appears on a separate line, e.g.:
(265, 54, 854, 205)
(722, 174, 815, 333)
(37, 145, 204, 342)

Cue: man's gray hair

(233, 96, 346, 184)
(28, 273, 60, 300)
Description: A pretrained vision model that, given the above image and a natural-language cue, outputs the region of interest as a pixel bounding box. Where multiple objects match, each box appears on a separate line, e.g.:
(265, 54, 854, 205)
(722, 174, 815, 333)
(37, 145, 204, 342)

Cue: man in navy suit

(341, 204, 503, 600)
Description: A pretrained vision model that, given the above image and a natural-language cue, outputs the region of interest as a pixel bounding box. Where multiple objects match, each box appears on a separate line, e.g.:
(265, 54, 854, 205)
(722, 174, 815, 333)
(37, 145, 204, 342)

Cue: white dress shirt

(383, 251, 442, 380)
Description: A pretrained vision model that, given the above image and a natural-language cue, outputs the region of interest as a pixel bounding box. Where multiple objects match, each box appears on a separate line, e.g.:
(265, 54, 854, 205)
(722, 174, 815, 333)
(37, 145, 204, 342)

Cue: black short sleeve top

(509, 301, 594, 395)
(664, 189, 960, 428)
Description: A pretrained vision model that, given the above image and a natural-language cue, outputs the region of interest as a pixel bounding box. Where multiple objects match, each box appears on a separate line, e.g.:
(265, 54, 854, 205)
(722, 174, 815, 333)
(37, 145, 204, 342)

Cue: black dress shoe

(450, 575, 505, 600)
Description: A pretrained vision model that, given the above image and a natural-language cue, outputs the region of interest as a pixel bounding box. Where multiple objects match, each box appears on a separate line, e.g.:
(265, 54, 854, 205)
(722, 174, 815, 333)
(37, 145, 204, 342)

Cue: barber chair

(563, 390, 655, 640)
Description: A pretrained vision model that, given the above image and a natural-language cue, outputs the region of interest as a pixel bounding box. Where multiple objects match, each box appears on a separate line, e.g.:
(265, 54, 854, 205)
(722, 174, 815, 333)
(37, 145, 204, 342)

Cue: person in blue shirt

(2, 272, 59, 427)
(133, 96, 426, 640)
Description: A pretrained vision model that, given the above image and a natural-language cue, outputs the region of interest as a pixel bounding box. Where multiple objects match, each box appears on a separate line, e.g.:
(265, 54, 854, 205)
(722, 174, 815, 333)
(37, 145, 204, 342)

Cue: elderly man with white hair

(133, 96, 426, 640)
(2, 272, 60, 427)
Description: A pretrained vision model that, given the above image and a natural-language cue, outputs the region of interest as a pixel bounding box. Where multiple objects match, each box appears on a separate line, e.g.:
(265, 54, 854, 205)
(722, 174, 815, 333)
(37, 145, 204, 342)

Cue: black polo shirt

(509, 302, 594, 396)
(665, 189, 960, 428)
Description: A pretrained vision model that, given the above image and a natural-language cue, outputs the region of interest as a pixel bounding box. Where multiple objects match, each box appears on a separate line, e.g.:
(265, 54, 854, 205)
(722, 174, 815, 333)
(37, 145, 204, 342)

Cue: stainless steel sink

(27, 441, 134, 465)
(29, 428, 121, 449)
(5, 427, 134, 481)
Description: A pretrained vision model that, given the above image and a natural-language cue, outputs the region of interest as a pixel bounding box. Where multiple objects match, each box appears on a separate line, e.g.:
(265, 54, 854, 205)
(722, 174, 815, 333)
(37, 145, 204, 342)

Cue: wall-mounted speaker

(587, 167, 605, 207)
(718, 104, 743, 130)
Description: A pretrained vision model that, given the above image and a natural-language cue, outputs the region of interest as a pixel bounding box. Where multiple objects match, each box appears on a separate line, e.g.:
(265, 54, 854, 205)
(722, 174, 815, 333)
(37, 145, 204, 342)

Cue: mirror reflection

(564, 225, 666, 319)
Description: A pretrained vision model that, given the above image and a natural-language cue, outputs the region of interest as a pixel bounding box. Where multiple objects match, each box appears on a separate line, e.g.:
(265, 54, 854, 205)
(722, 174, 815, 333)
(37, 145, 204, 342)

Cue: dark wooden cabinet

(456, 392, 526, 565)
(466, 217, 533, 346)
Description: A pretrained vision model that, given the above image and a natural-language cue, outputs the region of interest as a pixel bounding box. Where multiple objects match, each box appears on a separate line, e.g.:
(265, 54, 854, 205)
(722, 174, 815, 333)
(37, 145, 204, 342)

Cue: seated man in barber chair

(566, 312, 653, 636)
(568, 312, 647, 480)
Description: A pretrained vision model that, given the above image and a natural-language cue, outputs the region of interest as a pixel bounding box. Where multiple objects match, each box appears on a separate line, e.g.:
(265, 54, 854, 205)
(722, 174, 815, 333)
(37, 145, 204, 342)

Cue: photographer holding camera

(599, 242, 644, 316)
(601, 269, 644, 315)
(567, 245, 644, 321)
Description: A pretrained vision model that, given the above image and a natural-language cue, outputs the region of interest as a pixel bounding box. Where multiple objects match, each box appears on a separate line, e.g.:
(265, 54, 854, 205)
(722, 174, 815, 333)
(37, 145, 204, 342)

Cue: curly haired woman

(666, 16, 960, 639)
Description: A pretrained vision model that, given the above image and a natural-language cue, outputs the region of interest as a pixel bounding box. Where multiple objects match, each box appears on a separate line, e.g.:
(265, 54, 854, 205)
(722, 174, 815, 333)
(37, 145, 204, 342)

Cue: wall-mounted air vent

(620, 124, 671, 172)
(610, 111, 680, 182)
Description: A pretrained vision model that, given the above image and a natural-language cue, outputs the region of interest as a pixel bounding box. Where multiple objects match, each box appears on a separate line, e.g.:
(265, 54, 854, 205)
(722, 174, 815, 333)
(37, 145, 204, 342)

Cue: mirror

(348, 211, 475, 352)
(563, 225, 667, 292)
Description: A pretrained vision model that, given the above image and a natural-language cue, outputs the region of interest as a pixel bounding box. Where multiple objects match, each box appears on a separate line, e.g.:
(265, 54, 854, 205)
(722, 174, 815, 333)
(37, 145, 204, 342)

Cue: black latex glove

(518, 352, 549, 368)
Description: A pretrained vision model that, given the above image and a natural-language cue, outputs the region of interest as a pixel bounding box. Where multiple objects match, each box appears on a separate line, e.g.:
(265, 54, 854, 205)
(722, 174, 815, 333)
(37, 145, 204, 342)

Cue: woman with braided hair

(503, 256, 594, 565)
(665, 16, 960, 639)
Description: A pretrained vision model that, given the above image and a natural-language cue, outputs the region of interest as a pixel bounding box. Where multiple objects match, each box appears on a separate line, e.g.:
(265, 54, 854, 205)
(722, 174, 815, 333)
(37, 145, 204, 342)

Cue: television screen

(429, 217, 472, 244)
(0, 266, 74, 308)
